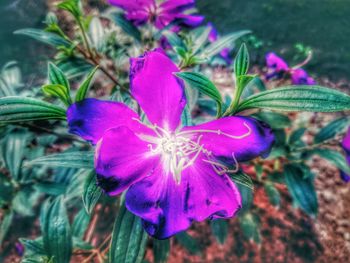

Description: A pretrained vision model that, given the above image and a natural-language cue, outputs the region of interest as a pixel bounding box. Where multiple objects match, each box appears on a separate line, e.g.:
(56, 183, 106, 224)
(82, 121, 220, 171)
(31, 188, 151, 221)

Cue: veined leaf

(162, 30, 186, 49)
(153, 239, 170, 263)
(229, 171, 253, 190)
(82, 171, 102, 214)
(306, 148, 350, 175)
(25, 151, 94, 169)
(288, 127, 306, 145)
(72, 209, 91, 239)
(42, 84, 72, 107)
(314, 116, 350, 143)
(58, 58, 93, 79)
(175, 232, 201, 255)
(264, 182, 280, 207)
(75, 66, 98, 102)
(234, 43, 249, 77)
(191, 26, 212, 54)
(284, 164, 318, 216)
(176, 72, 222, 116)
(48, 62, 70, 90)
(198, 30, 251, 60)
(253, 111, 291, 129)
(108, 12, 141, 42)
(0, 96, 66, 124)
(0, 210, 13, 246)
(89, 17, 105, 52)
(210, 220, 228, 244)
(14, 28, 71, 47)
(109, 202, 148, 263)
(237, 86, 350, 113)
(57, 0, 82, 20)
(239, 213, 260, 243)
(42, 198, 72, 263)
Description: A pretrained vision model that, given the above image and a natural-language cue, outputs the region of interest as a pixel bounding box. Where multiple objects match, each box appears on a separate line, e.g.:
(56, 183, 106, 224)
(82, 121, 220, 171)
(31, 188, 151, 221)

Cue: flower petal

(125, 157, 241, 239)
(95, 126, 159, 196)
(265, 52, 289, 72)
(342, 127, 350, 154)
(66, 98, 140, 144)
(130, 49, 186, 131)
(180, 116, 275, 162)
(291, 68, 316, 85)
(108, 0, 154, 11)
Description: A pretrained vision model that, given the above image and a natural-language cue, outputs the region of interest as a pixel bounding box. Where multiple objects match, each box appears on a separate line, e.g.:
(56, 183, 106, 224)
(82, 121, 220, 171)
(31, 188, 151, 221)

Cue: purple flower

(67, 49, 274, 239)
(108, 0, 204, 29)
(208, 23, 231, 64)
(291, 68, 316, 85)
(341, 128, 350, 182)
(265, 52, 289, 80)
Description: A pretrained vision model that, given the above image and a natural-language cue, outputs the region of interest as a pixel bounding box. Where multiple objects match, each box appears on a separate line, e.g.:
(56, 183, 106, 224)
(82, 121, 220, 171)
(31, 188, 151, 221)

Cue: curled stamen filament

(203, 153, 239, 175)
(178, 122, 252, 140)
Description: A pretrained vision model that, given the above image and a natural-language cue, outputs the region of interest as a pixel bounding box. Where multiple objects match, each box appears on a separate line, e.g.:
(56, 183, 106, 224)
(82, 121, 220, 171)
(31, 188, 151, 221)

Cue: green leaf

(253, 111, 291, 129)
(284, 164, 318, 216)
(75, 66, 98, 102)
(42, 84, 72, 106)
(14, 29, 71, 47)
(153, 239, 170, 263)
(229, 171, 254, 190)
(109, 202, 148, 263)
(72, 209, 91, 239)
(48, 62, 70, 90)
(82, 171, 102, 214)
(314, 116, 350, 143)
(34, 182, 67, 196)
(236, 184, 253, 213)
(42, 198, 72, 263)
(210, 220, 228, 244)
(109, 12, 141, 42)
(239, 213, 260, 243)
(20, 238, 46, 256)
(264, 182, 280, 207)
(58, 58, 93, 79)
(288, 127, 306, 145)
(0, 96, 66, 124)
(237, 86, 350, 113)
(89, 17, 105, 52)
(198, 30, 250, 60)
(0, 210, 13, 246)
(57, 0, 82, 20)
(1, 130, 27, 181)
(176, 72, 222, 116)
(306, 148, 350, 175)
(25, 151, 94, 169)
(162, 30, 186, 49)
(0, 61, 22, 96)
(191, 26, 212, 54)
(175, 232, 201, 255)
(234, 43, 249, 77)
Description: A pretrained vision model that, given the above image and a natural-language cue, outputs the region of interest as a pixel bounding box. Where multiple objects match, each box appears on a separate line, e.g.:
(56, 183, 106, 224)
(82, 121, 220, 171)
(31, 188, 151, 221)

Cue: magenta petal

(266, 52, 289, 72)
(181, 116, 274, 162)
(159, 0, 195, 11)
(291, 68, 316, 85)
(175, 14, 205, 27)
(130, 49, 186, 131)
(66, 98, 140, 144)
(125, 157, 241, 239)
(108, 0, 154, 11)
(342, 128, 350, 154)
(208, 22, 218, 42)
(95, 126, 159, 196)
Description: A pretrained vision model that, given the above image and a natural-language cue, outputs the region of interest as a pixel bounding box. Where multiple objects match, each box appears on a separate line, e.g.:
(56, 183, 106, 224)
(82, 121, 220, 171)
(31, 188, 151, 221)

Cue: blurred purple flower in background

(265, 52, 315, 85)
(340, 128, 350, 182)
(66, 49, 274, 239)
(108, 0, 204, 29)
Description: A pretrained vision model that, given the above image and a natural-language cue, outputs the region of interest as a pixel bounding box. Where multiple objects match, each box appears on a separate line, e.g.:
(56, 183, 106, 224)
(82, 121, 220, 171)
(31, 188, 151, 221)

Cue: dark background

(1, 0, 349, 80)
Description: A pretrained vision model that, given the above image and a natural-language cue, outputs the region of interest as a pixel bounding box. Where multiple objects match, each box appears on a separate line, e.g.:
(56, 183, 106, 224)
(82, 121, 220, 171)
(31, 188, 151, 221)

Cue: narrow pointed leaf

(234, 43, 249, 77)
(109, 203, 148, 263)
(198, 30, 250, 60)
(153, 239, 170, 263)
(237, 86, 350, 112)
(284, 164, 318, 216)
(314, 116, 350, 143)
(42, 198, 72, 263)
(109, 12, 141, 42)
(0, 96, 66, 124)
(229, 171, 253, 190)
(175, 232, 201, 255)
(25, 151, 94, 169)
(48, 62, 70, 91)
(72, 209, 91, 239)
(0, 210, 13, 246)
(14, 28, 71, 47)
(82, 171, 102, 214)
(210, 220, 228, 244)
(75, 66, 98, 102)
(42, 84, 71, 106)
(176, 72, 222, 115)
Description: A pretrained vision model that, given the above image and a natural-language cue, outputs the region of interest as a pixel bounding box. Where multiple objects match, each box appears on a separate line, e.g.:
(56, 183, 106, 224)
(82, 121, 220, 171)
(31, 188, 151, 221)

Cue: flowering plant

(0, 0, 350, 262)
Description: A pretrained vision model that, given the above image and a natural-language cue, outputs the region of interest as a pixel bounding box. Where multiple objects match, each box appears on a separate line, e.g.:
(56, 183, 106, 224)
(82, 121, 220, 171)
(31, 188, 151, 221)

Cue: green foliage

(82, 171, 102, 214)
(0, 96, 66, 124)
(175, 72, 223, 116)
(210, 219, 228, 244)
(108, 12, 142, 42)
(75, 66, 98, 102)
(234, 43, 249, 77)
(314, 116, 350, 143)
(175, 232, 201, 255)
(14, 29, 71, 48)
(239, 213, 261, 243)
(41, 198, 72, 263)
(237, 86, 350, 112)
(284, 164, 318, 216)
(109, 202, 148, 263)
(153, 239, 170, 263)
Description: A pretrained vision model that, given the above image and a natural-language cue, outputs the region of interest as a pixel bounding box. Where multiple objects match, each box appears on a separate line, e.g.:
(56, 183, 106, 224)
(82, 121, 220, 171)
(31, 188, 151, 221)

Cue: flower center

(134, 118, 252, 184)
